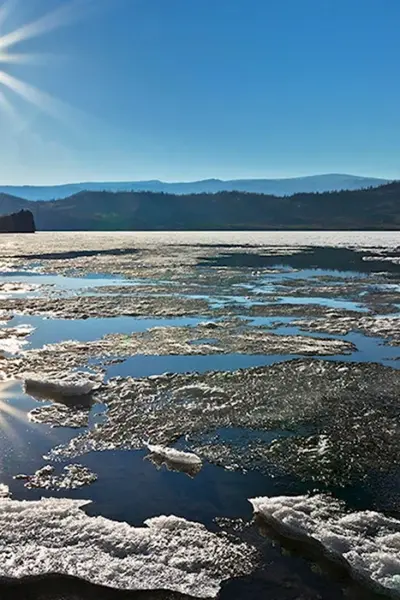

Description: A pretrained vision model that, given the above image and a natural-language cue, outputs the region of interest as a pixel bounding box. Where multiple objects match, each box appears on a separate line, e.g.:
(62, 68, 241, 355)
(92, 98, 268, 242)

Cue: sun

(0, 0, 83, 122)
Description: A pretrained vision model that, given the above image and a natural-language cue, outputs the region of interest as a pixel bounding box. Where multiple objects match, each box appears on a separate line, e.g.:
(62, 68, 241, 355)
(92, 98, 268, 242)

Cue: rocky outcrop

(0, 209, 35, 233)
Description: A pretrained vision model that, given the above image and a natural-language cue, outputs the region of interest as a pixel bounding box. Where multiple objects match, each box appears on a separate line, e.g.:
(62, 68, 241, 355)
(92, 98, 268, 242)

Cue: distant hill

(0, 174, 388, 201)
(0, 181, 399, 231)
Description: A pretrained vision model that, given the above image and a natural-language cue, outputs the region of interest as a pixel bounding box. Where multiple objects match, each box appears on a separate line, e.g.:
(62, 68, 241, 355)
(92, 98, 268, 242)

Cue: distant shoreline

(0, 183, 399, 231)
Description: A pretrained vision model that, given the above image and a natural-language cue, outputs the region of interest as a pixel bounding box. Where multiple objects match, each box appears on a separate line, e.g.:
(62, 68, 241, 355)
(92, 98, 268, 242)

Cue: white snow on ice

(23, 374, 100, 400)
(0, 324, 35, 355)
(147, 444, 202, 466)
(0, 497, 254, 598)
(250, 494, 400, 597)
(146, 444, 203, 477)
(0, 484, 10, 498)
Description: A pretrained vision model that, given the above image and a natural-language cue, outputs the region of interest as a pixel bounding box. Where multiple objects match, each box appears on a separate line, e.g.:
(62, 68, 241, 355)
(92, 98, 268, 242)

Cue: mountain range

(0, 174, 388, 201)
(0, 181, 399, 231)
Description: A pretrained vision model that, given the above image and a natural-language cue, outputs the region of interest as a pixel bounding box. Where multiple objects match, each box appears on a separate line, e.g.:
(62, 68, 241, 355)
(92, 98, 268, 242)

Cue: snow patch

(17, 464, 97, 490)
(250, 494, 400, 597)
(0, 324, 35, 355)
(147, 444, 202, 466)
(146, 444, 202, 477)
(0, 497, 255, 597)
(28, 403, 91, 429)
(23, 373, 100, 401)
(0, 484, 10, 498)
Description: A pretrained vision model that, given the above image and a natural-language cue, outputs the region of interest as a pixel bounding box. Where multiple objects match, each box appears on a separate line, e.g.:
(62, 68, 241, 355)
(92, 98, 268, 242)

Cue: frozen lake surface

(0, 231, 399, 600)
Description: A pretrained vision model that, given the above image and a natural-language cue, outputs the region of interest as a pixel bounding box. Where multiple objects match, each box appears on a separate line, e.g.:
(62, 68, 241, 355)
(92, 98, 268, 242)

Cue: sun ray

(0, 87, 19, 122)
(0, 411, 25, 449)
(0, 391, 31, 449)
(0, 0, 14, 32)
(0, 1, 93, 127)
(0, 87, 11, 108)
(0, 398, 57, 455)
(0, 51, 54, 65)
(0, 0, 85, 52)
(0, 70, 70, 122)
(0, 383, 31, 423)
(0, 380, 63, 448)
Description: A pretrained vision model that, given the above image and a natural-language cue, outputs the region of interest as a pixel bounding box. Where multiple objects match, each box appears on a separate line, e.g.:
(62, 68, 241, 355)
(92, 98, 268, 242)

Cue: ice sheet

(250, 494, 400, 597)
(0, 497, 255, 598)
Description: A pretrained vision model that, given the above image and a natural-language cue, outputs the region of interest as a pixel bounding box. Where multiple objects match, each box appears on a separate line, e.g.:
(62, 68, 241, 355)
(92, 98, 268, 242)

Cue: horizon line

(0, 172, 395, 187)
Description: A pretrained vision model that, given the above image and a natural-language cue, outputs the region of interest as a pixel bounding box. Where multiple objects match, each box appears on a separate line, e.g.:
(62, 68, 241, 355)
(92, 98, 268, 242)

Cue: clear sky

(0, 0, 399, 185)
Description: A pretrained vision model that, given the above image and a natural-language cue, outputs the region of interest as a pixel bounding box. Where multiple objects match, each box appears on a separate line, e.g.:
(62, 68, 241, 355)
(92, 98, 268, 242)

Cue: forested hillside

(0, 182, 399, 230)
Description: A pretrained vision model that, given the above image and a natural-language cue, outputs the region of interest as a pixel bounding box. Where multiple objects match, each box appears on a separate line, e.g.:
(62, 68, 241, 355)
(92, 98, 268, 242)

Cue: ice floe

(146, 444, 202, 477)
(24, 373, 100, 428)
(147, 444, 202, 466)
(0, 320, 356, 380)
(44, 359, 400, 488)
(0, 294, 213, 320)
(16, 464, 97, 490)
(193, 393, 400, 486)
(0, 282, 38, 295)
(250, 494, 400, 597)
(0, 324, 35, 355)
(23, 374, 100, 400)
(293, 314, 400, 345)
(0, 293, 381, 322)
(0, 497, 255, 597)
(28, 402, 91, 428)
(95, 322, 355, 356)
(0, 484, 10, 498)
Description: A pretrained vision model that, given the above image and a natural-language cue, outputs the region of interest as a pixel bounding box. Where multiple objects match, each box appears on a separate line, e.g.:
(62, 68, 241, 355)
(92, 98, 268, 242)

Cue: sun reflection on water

(0, 380, 31, 450)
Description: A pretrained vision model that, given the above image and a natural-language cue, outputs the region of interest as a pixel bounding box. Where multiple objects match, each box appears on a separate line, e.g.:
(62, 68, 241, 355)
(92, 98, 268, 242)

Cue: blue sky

(0, 0, 399, 184)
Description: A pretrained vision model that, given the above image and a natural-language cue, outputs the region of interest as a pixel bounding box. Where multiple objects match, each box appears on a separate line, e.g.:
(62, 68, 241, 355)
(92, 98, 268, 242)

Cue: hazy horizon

(0, 172, 392, 188)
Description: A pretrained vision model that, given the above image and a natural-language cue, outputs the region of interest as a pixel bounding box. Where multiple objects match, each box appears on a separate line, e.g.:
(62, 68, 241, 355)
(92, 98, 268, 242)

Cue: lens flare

(0, 87, 13, 113)
(0, 0, 13, 31)
(0, 0, 88, 123)
(0, 51, 53, 65)
(0, 0, 83, 51)
(0, 70, 67, 121)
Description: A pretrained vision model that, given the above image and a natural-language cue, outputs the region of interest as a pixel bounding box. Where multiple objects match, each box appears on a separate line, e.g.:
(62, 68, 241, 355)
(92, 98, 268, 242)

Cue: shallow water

(0, 270, 129, 289)
(105, 353, 295, 379)
(0, 232, 399, 600)
(10, 315, 204, 348)
(275, 295, 368, 311)
(269, 325, 400, 367)
(0, 382, 85, 493)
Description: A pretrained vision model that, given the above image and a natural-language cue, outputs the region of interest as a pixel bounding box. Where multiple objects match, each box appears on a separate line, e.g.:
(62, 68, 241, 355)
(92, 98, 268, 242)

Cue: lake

(0, 231, 399, 600)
